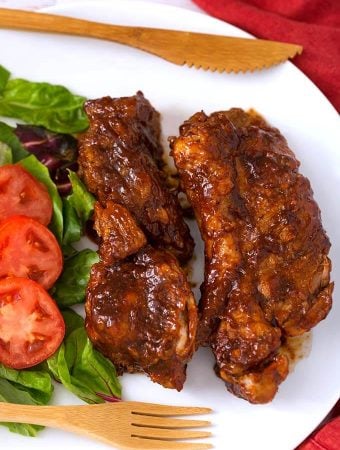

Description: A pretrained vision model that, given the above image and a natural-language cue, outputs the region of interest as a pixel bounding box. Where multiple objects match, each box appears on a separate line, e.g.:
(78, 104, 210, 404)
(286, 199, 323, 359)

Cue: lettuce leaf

(66, 171, 95, 224)
(0, 364, 53, 437)
(14, 124, 78, 195)
(0, 78, 89, 134)
(62, 171, 95, 247)
(0, 65, 10, 92)
(0, 364, 53, 404)
(53, 249, 99, 307)
(0, 142, 12, 165)
(47, 310, 121, 404)
(0, 121, 28, 162)
(62, 198, 82, 247)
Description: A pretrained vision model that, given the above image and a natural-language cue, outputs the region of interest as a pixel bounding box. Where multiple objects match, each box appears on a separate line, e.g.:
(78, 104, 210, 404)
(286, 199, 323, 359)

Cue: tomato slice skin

(0, 277, 65, 369)
(0, 216, 63, 290)
(0, 164, 52, 226)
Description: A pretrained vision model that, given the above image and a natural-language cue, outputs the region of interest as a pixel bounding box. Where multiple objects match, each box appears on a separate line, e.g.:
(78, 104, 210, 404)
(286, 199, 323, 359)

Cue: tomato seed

(27, 338, 46, 354)
(26, 230, 50, 253)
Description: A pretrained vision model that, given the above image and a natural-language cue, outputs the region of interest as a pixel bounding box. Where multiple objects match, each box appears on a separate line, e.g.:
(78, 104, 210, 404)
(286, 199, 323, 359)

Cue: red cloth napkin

(192, 0, 340, 111)
(296, 400, 340, 449)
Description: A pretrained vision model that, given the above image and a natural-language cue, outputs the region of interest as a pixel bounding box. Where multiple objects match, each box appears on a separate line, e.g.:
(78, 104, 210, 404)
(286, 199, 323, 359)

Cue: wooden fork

(0, 401, 213, 449)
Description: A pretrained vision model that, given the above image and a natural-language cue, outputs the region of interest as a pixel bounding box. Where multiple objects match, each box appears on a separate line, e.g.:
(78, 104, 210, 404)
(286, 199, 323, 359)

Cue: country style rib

(170, 108, 333, 403)
(78, 92, 194, 263)
(79, 94, 197, 391)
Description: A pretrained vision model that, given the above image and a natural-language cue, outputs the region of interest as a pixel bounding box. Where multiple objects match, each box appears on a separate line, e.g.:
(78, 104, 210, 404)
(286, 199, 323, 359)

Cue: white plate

(1, 1, 340, 449)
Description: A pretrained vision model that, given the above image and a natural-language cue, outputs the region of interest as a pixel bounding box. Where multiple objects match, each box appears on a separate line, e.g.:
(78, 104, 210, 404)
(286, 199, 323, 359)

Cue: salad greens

(0, 142, 12, 165)
(0, 65, 10, 92)
(0, 364, 53, 436)
(0, 121, 28, 162)
(62, 171, 95, 248)
(0, 364, 53, 405)
(0, 66, 89, 134)
(0, 63, 122, 438)
(53, 249, 99, 307)
(66, 171, 95, 224)
(14, 124, 78, 195)
(47, 310, 121, 404)
(62, 198, 83, 249)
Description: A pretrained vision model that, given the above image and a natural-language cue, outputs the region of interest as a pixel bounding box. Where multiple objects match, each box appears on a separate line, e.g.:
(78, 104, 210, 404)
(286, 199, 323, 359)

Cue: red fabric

(192, 0, 340, 111)
(297, 417, 340, 450)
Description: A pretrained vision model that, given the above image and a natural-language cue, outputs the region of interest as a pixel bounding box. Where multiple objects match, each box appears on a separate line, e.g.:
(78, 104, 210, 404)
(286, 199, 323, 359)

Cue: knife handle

(0, 8, 146, 46)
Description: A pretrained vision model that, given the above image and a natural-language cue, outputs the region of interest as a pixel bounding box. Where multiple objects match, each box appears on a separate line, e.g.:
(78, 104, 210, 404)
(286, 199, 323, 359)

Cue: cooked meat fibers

(78, 92, 194, 263)
(94, 201, 147, 265)
(171, 108, 333, 403)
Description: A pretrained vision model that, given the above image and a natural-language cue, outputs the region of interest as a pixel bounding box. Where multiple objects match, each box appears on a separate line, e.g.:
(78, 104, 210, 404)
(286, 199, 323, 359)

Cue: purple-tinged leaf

(14, 124, 78, 195)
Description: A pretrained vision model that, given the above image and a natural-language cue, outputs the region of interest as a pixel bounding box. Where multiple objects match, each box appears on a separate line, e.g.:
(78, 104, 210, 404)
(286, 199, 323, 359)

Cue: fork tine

(130, 438, 213, 449)
(131, 428, 211, 440)
(129, 402, 212, 416)
(131, 415, 211, 429)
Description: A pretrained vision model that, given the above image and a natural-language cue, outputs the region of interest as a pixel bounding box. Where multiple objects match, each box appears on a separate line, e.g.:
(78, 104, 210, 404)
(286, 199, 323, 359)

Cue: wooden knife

(0, 8, 303, 73)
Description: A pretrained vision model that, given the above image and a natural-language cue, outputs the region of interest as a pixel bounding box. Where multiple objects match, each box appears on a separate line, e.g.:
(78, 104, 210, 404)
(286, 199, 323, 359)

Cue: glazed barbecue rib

(78, 92, 194, 263)
(171, 108, 333, 403)
(86, 201, 197, 390)
(79, 94, 197, 390)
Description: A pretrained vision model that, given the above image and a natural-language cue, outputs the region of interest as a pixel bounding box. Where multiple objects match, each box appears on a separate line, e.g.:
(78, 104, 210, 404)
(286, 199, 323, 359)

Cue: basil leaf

(47, 311, 121, 404)
(53, 249, 99, 307)
(0, 65, 10, 92)
(0, 78, 89, 134)
(0, 364, 53, 437)
(0, 121, 28, 162)
(0, 142, 12, 165)
(19, 155, 63, 242)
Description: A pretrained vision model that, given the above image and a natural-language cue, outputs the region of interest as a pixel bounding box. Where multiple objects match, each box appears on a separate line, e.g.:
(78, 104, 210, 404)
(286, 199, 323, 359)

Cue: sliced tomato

(0, 164, 52, 225)
(0, 277, 65, 369)
(0, 216, 63, 289)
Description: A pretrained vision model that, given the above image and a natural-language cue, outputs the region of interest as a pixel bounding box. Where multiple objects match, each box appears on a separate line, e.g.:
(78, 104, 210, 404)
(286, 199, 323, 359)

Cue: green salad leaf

(19, 154, 63, 242)
(47, 310, 121, 404)
(0, 78, 89, 134)
(0, 364, 53, 436)
(61, 308, 85, 338)
(53, 249, 99, 307)
(62, 198, 82, 247)
(0, 142, 12, 165)
(0, 65, 10, 92)
(62, 171, 95, 247)
(0, 364, 53, 404)
(0, 121, 28, 161)
(0, 379, 44, 436)
(66, 171, 95, 224)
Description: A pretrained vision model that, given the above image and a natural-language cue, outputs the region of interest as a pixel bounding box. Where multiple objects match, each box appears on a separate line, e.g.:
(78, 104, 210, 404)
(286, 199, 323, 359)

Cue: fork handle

(0, 402, 79, 428)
